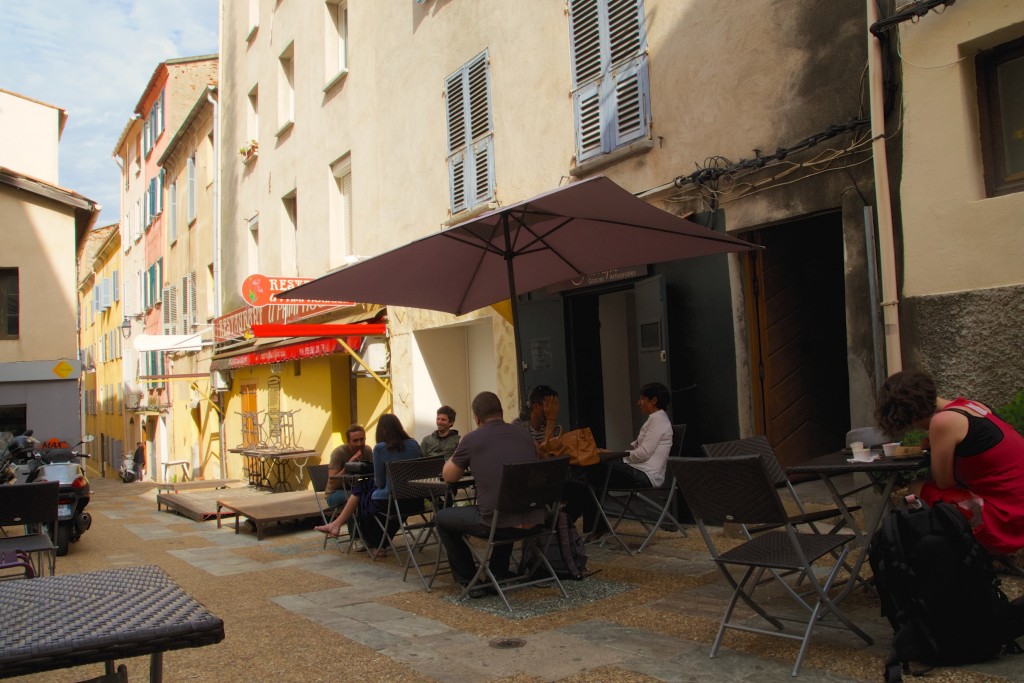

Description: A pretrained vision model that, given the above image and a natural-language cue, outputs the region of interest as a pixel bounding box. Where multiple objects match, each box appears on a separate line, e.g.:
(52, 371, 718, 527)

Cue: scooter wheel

(55, 524, 70, 556)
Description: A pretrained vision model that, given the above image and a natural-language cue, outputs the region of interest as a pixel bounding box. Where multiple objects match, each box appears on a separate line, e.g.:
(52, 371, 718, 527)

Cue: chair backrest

(668, 455, 788, 526)
(0, 480, 59, 527)
(495, 457, 570, 516)
(308, 464, 329, 493)
(700, 435, 787, 487)
(388, 456, 444, 499)
(671, 424, 687, 458)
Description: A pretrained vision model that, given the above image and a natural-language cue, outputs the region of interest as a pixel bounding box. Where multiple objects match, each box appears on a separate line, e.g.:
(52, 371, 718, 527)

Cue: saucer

(847, 454, 880, 463)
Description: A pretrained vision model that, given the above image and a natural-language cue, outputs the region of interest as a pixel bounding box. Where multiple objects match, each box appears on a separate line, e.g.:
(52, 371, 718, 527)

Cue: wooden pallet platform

(216, 490, 321, 540)
(156, 482, 252, 521)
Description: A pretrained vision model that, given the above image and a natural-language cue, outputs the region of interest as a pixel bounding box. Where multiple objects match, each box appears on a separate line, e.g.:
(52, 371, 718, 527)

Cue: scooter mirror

(80, 435, 95, 443)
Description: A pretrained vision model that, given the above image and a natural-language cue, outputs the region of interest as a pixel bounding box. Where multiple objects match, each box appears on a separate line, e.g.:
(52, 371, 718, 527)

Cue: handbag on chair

(540, 426, 599, 467)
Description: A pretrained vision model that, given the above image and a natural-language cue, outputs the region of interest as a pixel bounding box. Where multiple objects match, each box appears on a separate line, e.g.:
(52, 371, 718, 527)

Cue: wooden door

(744, 214, 850, 468)
(240, 383, 259, 447)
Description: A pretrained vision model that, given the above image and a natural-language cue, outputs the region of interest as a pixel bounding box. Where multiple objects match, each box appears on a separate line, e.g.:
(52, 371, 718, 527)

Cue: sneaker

(351, 539, 366, 552)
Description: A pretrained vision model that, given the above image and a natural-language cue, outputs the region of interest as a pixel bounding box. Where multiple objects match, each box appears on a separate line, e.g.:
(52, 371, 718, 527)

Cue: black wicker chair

(0, 480, 59, 577)
(377, 456, 444, 590)
(457, 457, 571, 613)
(668, 455, 872, 676)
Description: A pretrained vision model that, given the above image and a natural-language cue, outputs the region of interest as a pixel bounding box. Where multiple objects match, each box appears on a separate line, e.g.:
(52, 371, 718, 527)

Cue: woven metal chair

(599, 423, 688, 553)
(458, 457, 571, 613)
(308, 464, 351, 552)
(701, 435, 857, 535)
(0, 481, 59, 577)
(378, 456, 444, 590)
(668, 455, 872, 677)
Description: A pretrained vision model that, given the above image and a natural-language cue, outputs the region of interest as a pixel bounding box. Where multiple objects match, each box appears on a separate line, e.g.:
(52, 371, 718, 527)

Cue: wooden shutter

(112, 270, 120, 302)
(446, 51, 493, 213)
(163, 285, 177, 334)
(181, 275, 191, 335)
(570, 0, 649, 161)
(188, 272, 198, 330)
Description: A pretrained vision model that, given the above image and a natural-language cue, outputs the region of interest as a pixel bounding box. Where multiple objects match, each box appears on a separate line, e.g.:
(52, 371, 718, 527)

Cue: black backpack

(522, 510, 588, 580)
(869, 501, 1024, 681)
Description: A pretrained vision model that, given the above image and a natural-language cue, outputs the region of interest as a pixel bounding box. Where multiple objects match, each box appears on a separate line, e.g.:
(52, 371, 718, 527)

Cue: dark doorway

(0, 404, 27, 435)
(744, 213, 850, 468)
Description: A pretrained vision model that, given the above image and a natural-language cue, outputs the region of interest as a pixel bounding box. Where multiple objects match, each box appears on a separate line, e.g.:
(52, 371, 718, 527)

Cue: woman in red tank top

(877, 371, 1024, 556)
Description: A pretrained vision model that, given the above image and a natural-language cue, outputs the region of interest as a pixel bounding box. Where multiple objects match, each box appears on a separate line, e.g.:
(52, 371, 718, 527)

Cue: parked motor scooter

(119, 447, 137, 483)
(26, 435, 95, 556)
(0, 430, 42, 485)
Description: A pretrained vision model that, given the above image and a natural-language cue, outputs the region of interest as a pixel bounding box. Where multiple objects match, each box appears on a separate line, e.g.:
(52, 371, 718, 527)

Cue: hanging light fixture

(120, 318, 133, 340)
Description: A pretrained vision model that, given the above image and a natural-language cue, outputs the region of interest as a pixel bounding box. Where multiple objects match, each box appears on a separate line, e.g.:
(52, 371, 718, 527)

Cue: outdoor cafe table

(230, 447, 318, 490)
(0, 565, 224, 682)
(786, 449, 927, 596)
(573, 450, 635, 554)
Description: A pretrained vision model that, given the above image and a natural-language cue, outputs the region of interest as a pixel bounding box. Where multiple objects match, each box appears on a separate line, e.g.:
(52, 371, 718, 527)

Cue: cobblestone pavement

(6, 476, 1021, 683)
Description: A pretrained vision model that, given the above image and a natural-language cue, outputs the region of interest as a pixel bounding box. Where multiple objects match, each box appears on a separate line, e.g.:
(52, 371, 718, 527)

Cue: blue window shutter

(112, 270, 120, 302)
(446, 51, 493, 214)
(570, 0, 648, 160)
(612, 56, 649, 146)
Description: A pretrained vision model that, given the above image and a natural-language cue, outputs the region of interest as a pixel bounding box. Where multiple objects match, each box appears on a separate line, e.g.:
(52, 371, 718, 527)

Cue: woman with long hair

(315, 414, 422, 556)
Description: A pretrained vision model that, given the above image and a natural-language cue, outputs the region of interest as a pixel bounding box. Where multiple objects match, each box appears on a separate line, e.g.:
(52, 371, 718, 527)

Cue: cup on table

(852, 448, 873, 462)
(882, 442, 900, 457)
(849, 441, 864, 451)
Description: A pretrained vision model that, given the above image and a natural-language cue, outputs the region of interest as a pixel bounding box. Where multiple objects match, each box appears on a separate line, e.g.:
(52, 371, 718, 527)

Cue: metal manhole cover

(489, 637, 526, 649)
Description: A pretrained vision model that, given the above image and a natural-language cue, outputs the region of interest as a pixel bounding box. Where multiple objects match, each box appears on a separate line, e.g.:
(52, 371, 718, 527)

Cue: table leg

(150, 651, 163, 682)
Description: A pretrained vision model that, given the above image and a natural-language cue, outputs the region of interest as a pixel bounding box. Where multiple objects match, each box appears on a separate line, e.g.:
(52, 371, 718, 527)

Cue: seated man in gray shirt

(420, 405, 460, 460)
(436, 391, 544, 592)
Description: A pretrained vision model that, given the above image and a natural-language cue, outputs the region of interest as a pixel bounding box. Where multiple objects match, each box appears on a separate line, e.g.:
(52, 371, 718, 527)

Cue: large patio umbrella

(278, 176, 757, 404)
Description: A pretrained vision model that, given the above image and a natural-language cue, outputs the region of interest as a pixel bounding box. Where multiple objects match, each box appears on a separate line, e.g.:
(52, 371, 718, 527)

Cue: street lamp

(119, 318, 132, 340)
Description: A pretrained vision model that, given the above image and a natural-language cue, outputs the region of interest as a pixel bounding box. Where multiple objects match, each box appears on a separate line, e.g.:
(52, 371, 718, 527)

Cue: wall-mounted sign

(223, 338, 344, 369)
(241, 273, 354, 307)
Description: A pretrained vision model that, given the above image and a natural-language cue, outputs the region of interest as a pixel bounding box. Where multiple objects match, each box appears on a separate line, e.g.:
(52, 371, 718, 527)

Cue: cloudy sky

(0, 1, 219, 225)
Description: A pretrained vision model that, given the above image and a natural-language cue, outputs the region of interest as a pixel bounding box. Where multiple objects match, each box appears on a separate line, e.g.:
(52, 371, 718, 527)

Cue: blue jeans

(435, 506, 534, 585)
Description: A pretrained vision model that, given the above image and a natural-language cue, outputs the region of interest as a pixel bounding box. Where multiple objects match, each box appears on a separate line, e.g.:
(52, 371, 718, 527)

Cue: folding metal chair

(701, 435, 857, 535)
(599, 424, 688, 553)
(308, 464, 351, 552)
(380, 456, 444, 590)
(458, 457, 571, 613)
(0, 481, 59, 577)
(0, 549, 35, 580)
(668, 455, 872, 677)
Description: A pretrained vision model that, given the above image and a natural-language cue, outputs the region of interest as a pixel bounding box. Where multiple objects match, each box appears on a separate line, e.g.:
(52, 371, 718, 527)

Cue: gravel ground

(2, 477, 1021, 683)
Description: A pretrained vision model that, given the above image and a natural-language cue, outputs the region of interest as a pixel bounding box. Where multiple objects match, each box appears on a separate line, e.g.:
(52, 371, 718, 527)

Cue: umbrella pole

(502, 215, 527, 413)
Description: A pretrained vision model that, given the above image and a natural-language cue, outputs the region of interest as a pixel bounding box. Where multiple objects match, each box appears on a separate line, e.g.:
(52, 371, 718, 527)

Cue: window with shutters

(330, 155, 353, 258)
(163, 285, 178, 334)
(180, 273, 197, 335)
(186, 155, 197, 224)
(569, 0, 650, 164)
(445, 50, 494, 215)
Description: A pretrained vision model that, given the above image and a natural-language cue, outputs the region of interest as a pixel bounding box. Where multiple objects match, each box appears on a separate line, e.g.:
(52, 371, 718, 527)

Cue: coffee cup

(882, 442, 900, 457)
(852, 448, 873, 462)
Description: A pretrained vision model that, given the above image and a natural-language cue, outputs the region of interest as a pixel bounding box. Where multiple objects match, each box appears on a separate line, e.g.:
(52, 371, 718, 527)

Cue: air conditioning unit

(211, 370, 232, 392)
(355, 337, 389, 376)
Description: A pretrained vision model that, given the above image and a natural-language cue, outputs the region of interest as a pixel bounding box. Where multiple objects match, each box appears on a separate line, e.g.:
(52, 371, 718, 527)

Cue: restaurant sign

(222, 338, 343, 369)
(241, 273, 353, 307)
(215, 273, 357, 342)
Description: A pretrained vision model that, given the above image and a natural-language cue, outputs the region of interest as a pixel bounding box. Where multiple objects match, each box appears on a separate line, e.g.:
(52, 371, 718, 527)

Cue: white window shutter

(188, 272, 198, 330)
(607, 0, 644, 66)
(448, 151, 467, 214)
(112, 270, 120, 302)
(472, 137, 494, 204)
(181, 275, 190, 335)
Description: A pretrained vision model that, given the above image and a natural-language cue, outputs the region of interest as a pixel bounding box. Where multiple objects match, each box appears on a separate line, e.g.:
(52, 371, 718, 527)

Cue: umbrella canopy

(281, 176, 754, 314)
(279, 176, 758, 403)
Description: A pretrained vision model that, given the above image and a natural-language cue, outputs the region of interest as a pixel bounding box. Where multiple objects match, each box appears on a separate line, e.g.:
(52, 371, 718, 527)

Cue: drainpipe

(866, 0, 903, 376)
(207, 87, 226, 480)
